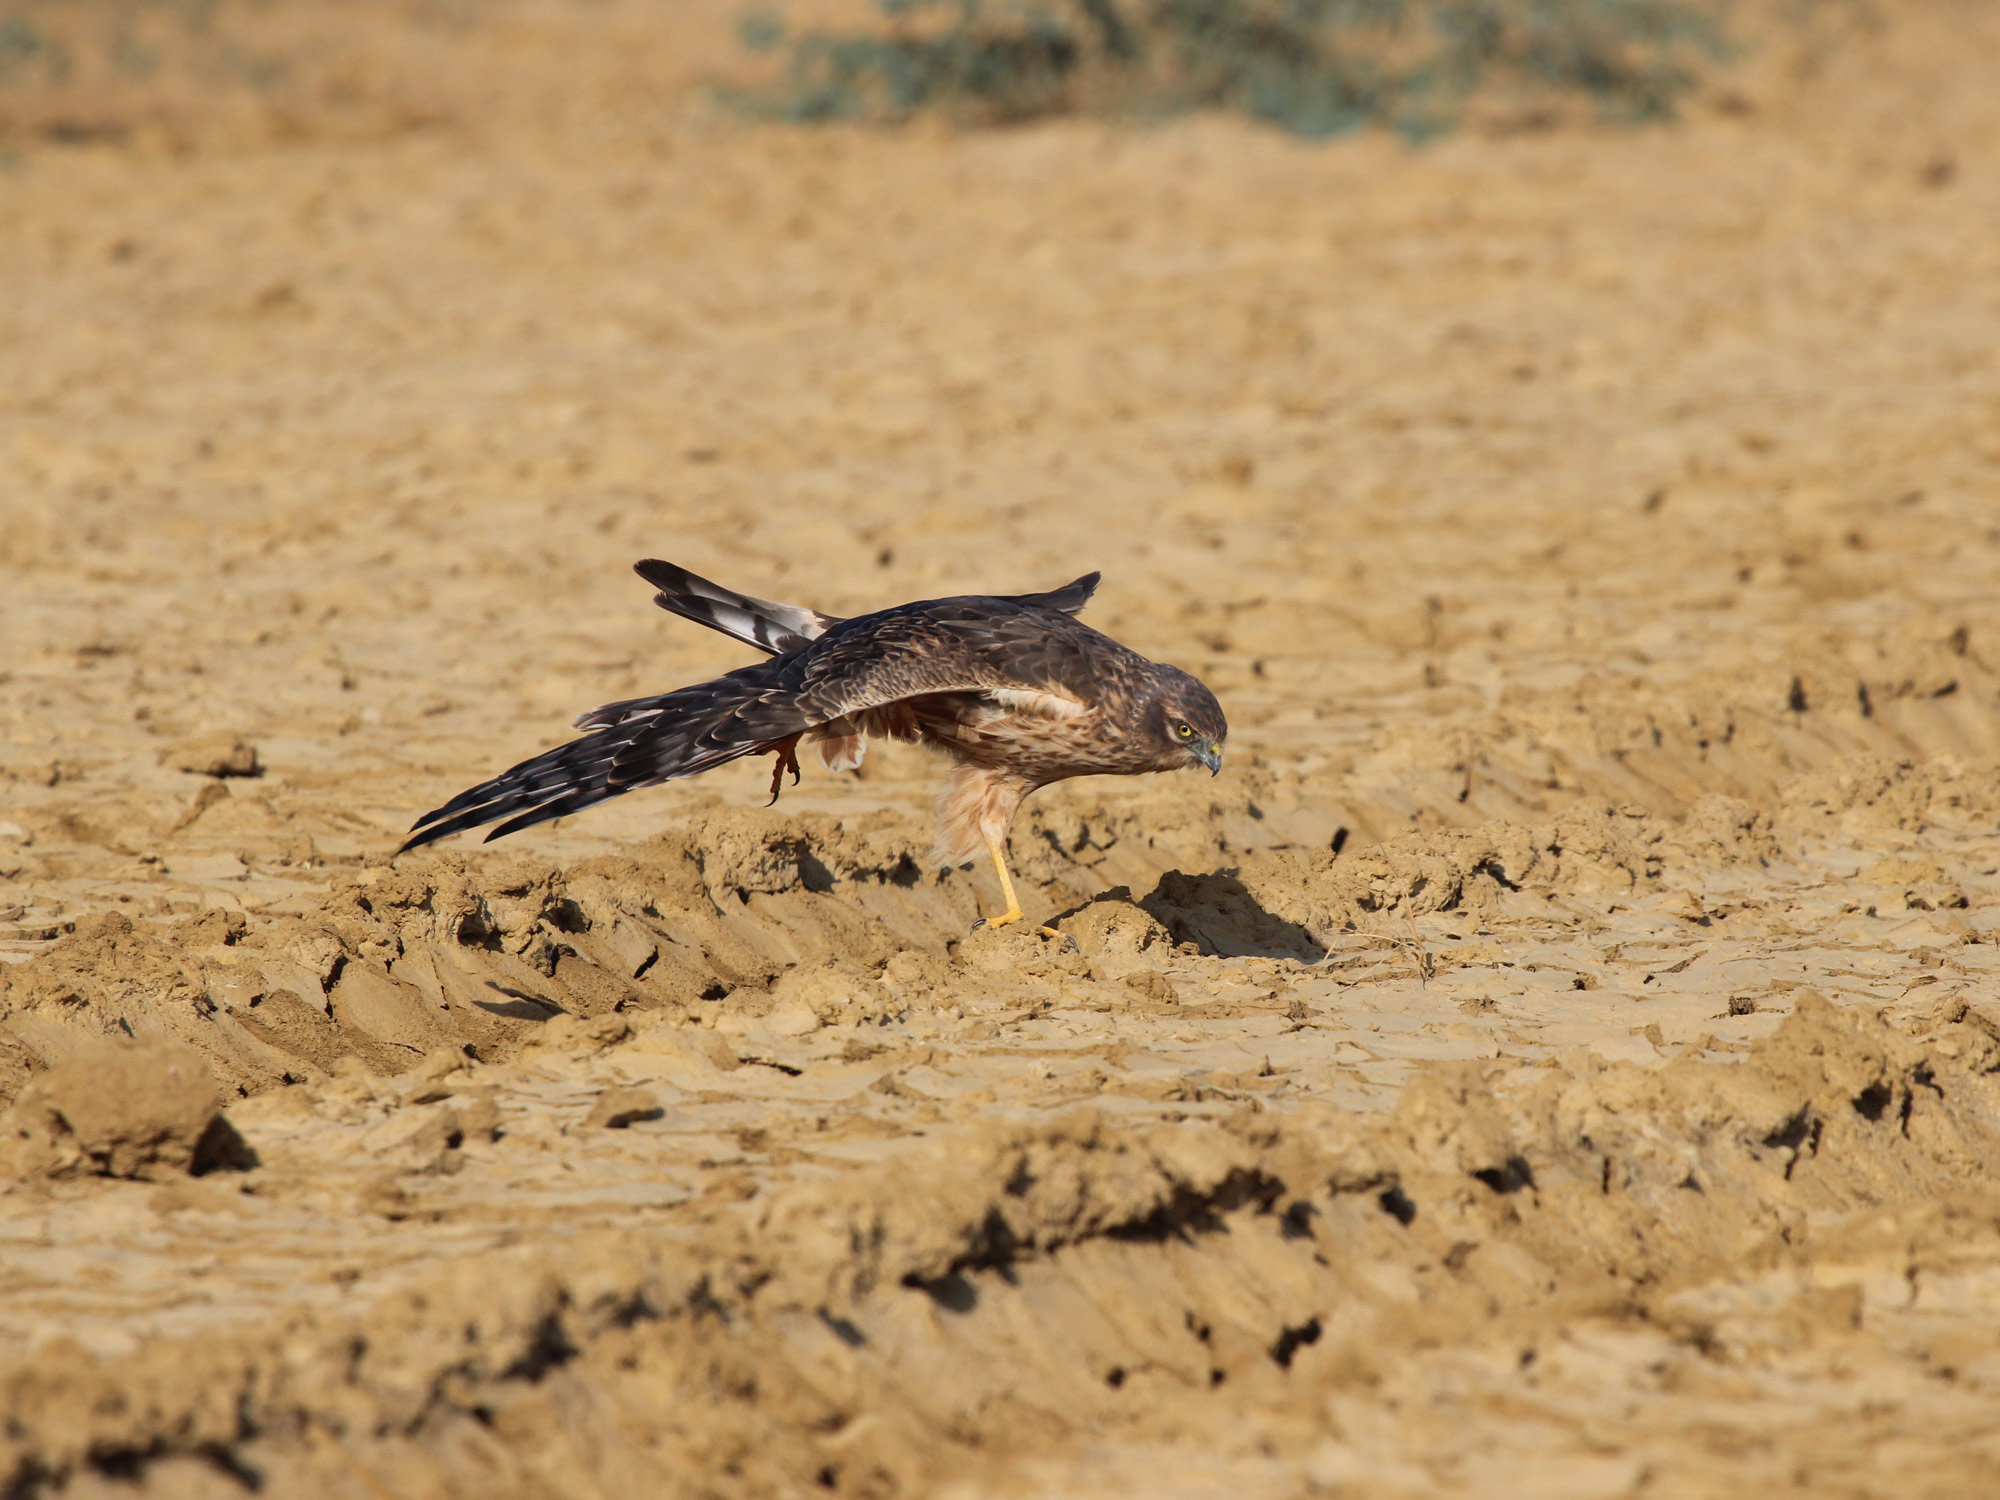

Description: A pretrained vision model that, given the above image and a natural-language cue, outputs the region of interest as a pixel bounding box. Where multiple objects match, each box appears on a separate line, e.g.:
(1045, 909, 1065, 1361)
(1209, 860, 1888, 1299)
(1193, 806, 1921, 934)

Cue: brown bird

(400, 560, 1228, 935)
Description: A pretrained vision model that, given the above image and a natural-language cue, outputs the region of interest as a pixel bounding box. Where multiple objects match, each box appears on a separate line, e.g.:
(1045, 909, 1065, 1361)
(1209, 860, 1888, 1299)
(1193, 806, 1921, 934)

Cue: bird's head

(1145, 667, 1228, 776)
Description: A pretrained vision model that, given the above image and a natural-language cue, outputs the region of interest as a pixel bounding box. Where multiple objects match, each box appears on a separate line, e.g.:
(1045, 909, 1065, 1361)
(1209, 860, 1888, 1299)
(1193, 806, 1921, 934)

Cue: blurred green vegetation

(730, 0, 1733, 136)
(0, 1, 232, 91)
(0, 14, 47, 81)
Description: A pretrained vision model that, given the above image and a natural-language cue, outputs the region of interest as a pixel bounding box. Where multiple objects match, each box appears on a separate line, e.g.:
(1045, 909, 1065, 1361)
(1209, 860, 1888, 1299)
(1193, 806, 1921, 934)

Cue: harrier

(400, 561, 1227, 935)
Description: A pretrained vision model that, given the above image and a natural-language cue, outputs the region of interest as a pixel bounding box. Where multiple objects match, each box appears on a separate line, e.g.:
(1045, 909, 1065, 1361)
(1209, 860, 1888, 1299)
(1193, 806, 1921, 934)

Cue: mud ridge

(6, 995, 2000, 1495)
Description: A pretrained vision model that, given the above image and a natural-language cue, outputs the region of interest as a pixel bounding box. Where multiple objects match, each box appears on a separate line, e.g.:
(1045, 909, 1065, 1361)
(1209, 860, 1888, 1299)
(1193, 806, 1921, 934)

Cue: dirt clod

(582, 1087, 663, 1129)
(0, 1039, 245, 1180)
(168, 734, 262, 779)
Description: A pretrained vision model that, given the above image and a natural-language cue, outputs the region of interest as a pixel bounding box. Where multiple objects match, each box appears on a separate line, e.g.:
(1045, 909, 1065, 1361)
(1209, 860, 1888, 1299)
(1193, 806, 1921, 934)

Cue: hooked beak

(1196, 743, 1223, 776)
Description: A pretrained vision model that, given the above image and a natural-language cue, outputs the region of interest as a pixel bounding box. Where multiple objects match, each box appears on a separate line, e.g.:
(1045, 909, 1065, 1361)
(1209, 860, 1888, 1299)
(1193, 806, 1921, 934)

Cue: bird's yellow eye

(1176, 723, 1193, 739)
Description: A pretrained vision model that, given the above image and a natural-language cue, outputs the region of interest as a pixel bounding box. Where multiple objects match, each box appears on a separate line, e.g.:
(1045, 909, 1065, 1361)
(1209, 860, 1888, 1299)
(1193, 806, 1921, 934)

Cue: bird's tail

(399, 660, 807, 852)
(633, 559, 841, 658)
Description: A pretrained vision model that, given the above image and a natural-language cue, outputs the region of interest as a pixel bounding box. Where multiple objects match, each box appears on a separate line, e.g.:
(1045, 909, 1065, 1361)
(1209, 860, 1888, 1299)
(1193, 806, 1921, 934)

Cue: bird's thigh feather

(933, 761, 1032, 868)
(813, 725, 867, 772)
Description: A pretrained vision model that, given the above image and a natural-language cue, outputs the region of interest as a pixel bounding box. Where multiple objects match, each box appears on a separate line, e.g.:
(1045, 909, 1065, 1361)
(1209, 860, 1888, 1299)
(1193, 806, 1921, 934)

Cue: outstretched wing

(400, 662, 813, 850)
(634, 558, 841, 657)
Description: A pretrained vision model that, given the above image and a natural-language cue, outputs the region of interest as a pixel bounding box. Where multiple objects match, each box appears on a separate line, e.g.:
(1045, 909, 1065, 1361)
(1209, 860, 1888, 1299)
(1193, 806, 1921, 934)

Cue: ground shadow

(191, 1115, 259, 1175)
(1139, 869, 1324, 962)
(475, 984, 565, 1021)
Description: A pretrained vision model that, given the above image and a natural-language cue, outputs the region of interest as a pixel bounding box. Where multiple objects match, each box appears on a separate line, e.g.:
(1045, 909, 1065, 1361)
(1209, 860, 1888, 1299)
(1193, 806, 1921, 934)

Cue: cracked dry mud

(4, 3, 2000, 1495)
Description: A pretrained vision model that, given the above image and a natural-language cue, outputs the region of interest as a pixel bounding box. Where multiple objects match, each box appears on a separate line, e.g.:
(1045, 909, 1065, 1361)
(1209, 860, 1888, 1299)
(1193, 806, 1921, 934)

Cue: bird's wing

(402, 661, 813, 850)
(1006, 571, 1100, 616)
(793, 600, 1120, 724)
(633, 558, 841, 656)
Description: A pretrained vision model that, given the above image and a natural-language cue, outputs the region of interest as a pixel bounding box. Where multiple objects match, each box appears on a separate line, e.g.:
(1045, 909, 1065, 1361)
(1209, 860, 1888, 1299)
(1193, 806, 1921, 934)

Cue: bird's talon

(766, 735, 803, 805)
(1039, 926, 1080, 953)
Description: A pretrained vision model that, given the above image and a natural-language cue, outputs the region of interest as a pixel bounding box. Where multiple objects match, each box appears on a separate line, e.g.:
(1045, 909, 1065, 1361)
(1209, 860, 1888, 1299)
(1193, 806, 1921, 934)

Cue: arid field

(3, 2, 2000, 1494)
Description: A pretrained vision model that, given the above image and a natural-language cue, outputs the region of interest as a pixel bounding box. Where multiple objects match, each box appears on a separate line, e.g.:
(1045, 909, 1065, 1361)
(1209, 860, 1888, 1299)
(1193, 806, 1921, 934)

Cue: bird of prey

(400, 560, 1227, 935)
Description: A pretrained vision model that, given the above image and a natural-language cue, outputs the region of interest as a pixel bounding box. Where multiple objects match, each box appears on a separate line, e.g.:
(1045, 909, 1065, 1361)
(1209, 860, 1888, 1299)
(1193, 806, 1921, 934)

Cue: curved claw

(765, 735, 803, 806)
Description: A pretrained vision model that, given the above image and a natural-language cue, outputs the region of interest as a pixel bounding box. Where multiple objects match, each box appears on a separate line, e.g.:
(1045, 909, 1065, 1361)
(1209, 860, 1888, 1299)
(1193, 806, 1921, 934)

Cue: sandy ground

(4, 1, 2000, 1494)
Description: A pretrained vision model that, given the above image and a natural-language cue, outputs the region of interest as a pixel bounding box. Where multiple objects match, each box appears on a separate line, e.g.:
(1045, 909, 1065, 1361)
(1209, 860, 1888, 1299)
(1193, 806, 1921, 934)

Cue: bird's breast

(936, 705, 1147, 780)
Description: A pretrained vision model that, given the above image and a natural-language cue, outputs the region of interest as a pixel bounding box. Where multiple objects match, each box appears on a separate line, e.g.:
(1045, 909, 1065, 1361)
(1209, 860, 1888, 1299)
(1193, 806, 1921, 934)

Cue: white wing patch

(986, 687, 1087, 719)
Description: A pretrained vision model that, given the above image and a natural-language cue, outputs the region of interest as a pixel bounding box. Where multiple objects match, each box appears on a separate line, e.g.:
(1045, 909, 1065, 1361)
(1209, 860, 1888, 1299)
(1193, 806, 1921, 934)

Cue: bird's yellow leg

(973, 834, 1076, 950)
(981, 834, 1026, 928)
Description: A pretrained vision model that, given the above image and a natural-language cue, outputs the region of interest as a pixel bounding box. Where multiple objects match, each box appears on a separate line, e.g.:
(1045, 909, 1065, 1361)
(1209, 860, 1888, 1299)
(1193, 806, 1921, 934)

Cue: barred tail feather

(633, 558, 840, 657)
